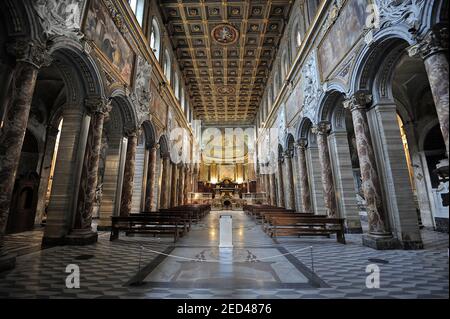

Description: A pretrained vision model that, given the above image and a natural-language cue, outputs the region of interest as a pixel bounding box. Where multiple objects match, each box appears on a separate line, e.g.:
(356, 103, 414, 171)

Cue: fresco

(318, 0, 367, 81)
(84, 0, 135, 85)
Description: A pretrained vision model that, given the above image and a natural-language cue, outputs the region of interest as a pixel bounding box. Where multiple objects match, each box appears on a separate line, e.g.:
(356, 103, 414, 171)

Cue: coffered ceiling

(159, 0, 293, 125)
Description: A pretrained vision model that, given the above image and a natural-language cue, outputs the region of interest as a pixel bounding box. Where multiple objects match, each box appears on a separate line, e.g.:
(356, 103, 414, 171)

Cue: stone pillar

(367, 101, 423, 248)
(296, 139, 312, 213)
(119, 128, 139, 216)
(184, 165, 190, 204)
(269, 173, 277, 206)
(35, 124, 59, 225)
(344, 92, 398, 249)
(328, 130, 362, 233)
(160, 155, 170, 208)
(409, 25, 449, 156)
(97, 134, 122, 229)
(170, 162, 178, 207)
(264, 172, 271, 204)
(283, 151, 296, 210)
(191, 163, 198, 194)
(276, 159, 285, 207)
(178, 164, 185, 206)
(0, 40, 50, 270)
(313, 122, 338, 217)
(144, 143, 159, 211)
(67, 97, 111, 244)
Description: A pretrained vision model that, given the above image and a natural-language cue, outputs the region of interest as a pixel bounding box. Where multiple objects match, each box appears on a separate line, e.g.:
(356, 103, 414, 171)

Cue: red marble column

(0, 40, 51, 270)
(409, 25, 449, 156)
(277, 159, 285, 207)
(344, 92, 392, 238)
(296, 139, 312, 213)
(183, 164, 190, 204)
(178, 164, 185, 206)
(170, 162, 178, 208)
(144, 143, 159, 211)
(283, 151, 296, 210)
(313, 122, 338, 218)
(159, 155, 170, 209)
(120, 129, 139, 216)
(70, 97, 111, 243)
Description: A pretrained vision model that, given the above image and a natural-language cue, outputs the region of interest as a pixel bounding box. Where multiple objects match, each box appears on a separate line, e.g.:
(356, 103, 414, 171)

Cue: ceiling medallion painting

(159, 1, 293, 124)
(217, 85, 236, 95)
(211, 24, 239, 46)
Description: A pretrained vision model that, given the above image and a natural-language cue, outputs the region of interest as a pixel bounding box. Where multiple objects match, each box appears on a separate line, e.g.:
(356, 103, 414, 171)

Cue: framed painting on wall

(83, 0, 135, 85)
(317, 0, 368, 82)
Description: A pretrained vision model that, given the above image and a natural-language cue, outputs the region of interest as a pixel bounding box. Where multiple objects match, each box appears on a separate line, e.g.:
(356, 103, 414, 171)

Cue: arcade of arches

(0, 0, 448, 299)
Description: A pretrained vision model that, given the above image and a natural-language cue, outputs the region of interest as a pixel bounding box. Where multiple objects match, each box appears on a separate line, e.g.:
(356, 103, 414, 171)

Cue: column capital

(282, 151, 291, 159)
(344, 91, 373, 111)
(85, 96, 112, 116)
(312, 121, 331, 135)
(408, 24, 448, 60)
(123, 126, 140, 138)
(6, 39, 52, 69)
(296, 138, 308, 150)
(149, 142, 160, 151)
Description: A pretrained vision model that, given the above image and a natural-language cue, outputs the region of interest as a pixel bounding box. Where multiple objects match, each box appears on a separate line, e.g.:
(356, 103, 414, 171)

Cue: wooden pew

(261, 212, 323, 233)
(268, 216, 346, 244)
(136, 211, 192, 233)
(110, 216, 184, 243)
(250, 207, 295, 221)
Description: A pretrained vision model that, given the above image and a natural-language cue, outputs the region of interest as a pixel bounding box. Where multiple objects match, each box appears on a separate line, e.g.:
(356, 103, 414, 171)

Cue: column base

(400, 240, 424, 250)
(345, 227, 363, 234)
(0, 253, 16, 272)
(362, 234, 401, 250)
(65, 229, 98, 245)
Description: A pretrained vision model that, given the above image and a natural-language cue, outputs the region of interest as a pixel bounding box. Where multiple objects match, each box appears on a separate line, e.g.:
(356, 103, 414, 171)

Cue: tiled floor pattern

(0, 211, 448, 299)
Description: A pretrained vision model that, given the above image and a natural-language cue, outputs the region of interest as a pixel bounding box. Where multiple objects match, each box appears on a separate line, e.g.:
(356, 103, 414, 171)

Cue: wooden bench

(268, 216, 346, 244)
(250, 208, 295, 221)
(137, 211, 192, 233)
(261, 212, 323, 233)
(110, 216, 184, 243)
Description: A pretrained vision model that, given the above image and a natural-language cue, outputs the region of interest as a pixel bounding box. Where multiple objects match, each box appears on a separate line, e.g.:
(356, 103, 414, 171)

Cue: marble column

(68, 97, 111, 244)
(269, 173, 277, 206)
(276, 159, 285, 207)
(183, 165, 190, 204)
(296, 139, 312, 213)
(0, 40, 51, 270)
(170, 162, 178, 208)
(313, 122, 338, 217)
(159, 155, 170, 208)
(409, 25, 449, 156)
(264, 171, 271, 204)
(144, 143, 159, 211)
(178, 164, 185, 206)
(283, 151, 296, 210)
(119, 128, 139, 216)
(344, 92, 395, 248)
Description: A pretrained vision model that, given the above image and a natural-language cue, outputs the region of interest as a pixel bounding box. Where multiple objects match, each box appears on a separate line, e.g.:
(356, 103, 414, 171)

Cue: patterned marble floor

(0, 211, 448, 299)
